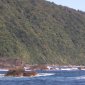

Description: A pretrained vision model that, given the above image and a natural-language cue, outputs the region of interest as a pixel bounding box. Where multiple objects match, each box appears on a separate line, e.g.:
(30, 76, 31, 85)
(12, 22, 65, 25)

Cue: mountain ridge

(0, 0, 85, 65)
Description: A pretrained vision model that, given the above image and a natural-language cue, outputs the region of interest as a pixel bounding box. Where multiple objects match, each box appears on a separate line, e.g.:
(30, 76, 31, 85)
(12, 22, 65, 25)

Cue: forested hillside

(0, 0, 85, 65)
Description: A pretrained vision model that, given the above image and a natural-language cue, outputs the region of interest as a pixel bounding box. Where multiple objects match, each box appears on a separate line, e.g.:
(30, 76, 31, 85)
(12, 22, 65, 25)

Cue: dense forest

(0, 0, 85, 65)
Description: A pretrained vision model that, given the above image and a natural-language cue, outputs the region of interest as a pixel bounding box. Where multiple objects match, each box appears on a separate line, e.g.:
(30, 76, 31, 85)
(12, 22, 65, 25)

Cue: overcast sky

(46, 0, 85, 12)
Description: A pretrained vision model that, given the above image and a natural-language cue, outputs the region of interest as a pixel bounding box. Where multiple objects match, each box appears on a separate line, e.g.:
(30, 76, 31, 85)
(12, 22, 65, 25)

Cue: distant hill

(0, 0, 85, 65)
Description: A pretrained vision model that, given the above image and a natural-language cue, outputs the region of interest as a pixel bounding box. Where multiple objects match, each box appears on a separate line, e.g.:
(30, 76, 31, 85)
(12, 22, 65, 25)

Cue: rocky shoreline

(0, 57, 84, 77)
(2, 65, 85, 77)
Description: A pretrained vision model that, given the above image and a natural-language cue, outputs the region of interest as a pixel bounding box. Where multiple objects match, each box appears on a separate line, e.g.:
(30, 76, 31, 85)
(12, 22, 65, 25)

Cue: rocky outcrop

(5, 67, 37, 77)
(23, 71, 37, 77)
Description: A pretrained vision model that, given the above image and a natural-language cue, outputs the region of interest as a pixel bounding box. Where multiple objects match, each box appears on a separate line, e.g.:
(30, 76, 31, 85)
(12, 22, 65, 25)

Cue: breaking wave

(0, 73, 55, 80)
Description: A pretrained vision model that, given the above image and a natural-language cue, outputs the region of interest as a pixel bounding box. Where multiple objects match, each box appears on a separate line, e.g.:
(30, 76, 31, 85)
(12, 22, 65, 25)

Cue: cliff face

(0, 0, 85, 65)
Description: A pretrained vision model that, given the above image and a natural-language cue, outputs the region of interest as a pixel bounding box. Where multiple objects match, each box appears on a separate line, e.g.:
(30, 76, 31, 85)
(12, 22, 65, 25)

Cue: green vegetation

(0, 0, 85, 65)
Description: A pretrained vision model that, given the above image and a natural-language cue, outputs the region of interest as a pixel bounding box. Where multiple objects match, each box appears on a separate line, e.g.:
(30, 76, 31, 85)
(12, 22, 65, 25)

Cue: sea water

(0, 70, 85, 85)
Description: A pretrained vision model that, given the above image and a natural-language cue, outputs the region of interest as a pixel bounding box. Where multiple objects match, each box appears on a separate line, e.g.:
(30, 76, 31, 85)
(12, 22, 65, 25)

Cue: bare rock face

(5, 66, 37, 77)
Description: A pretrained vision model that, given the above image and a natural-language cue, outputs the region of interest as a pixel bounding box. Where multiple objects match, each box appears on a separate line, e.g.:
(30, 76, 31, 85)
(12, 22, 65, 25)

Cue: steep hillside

(0, 0, 85, 65)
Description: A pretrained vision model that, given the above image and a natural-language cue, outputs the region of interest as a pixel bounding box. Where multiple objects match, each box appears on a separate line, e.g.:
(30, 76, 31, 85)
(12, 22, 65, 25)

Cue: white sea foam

(60, 68, 78, 71)
(0, 74, 5, 77)
(75, 75, 85, 80)
(57, 76, 85, 81)
(0, 69, 8, 71)
(35, 73, 55, 77)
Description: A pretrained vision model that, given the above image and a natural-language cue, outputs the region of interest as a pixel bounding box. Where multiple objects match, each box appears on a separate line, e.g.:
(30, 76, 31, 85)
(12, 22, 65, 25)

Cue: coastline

(0, 65, 85, 72)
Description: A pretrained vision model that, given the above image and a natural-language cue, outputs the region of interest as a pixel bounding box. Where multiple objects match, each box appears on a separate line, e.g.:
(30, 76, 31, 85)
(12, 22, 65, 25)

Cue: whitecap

(75, 75, 85, 80)
(35, 73, 55, 77)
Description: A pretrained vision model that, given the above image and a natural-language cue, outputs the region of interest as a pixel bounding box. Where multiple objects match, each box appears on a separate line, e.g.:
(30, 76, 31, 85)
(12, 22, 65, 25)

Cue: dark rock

(23, 71, 37, 77)
(5, 66, 37, 77)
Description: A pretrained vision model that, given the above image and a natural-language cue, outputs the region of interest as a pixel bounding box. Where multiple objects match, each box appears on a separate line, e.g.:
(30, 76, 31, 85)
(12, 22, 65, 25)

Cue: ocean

(0, 70, 85, 85)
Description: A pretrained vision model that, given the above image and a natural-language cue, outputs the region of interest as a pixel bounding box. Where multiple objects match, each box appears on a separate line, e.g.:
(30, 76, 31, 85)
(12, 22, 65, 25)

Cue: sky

(47, 0, 85, 12)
